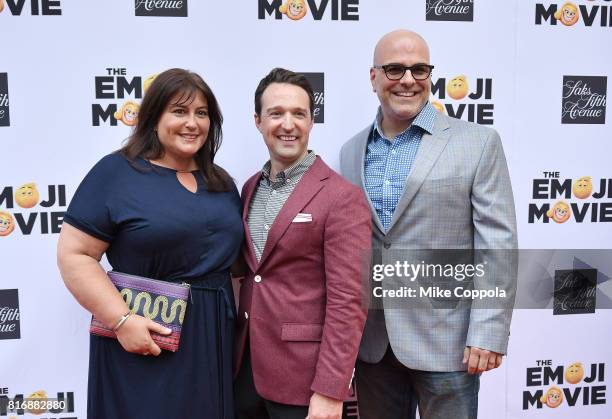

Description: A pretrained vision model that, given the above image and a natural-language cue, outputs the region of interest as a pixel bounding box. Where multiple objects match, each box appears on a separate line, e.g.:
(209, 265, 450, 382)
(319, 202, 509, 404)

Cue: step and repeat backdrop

(1, 1, 611, 418)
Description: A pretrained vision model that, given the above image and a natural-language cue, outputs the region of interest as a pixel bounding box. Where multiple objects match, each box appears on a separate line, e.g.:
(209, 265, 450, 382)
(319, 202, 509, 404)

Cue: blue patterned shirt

(364, 102, 437, 231)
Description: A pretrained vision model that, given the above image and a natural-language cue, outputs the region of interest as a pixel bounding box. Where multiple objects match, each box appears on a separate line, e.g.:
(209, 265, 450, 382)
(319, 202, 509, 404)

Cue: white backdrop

(1, 1, 611, 417)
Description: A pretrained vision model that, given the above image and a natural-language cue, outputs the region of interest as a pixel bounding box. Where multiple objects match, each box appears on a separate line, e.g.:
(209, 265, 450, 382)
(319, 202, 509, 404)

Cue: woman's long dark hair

(121, 68, 232, 191)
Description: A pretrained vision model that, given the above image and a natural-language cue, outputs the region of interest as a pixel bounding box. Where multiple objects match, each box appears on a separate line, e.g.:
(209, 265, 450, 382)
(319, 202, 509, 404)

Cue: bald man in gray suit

(340, 30, 518, 419)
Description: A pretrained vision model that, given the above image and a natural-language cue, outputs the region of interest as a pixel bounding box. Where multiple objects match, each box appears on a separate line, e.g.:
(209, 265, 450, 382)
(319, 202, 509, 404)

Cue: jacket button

(254, 275, 262, 283)
(383, 242, 391, 249)
(244, 312, 249, 319)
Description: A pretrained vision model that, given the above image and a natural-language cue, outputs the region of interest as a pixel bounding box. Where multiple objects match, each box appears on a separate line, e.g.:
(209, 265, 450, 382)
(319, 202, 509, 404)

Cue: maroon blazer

(234, 156, 371, 406)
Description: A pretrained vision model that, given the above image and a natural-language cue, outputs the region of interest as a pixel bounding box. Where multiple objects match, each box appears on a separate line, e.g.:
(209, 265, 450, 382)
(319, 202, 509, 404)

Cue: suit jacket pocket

(421, 176, 463, 191)
(281, 323, 324, 342)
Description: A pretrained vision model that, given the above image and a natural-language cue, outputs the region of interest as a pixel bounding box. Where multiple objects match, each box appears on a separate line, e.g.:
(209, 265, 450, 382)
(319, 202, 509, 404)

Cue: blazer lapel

(241, 174, 261, 273)
(257, 157, 328, 268)
(386, 115, 451, 232)
(354, 126, 386, 234)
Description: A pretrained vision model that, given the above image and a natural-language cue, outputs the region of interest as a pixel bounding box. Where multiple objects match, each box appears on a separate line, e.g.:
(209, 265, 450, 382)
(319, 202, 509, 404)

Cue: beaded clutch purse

(89, 271, 190, 352)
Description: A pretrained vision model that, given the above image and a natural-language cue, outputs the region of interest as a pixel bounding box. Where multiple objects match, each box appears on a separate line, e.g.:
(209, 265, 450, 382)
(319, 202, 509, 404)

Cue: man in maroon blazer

(234, 68, 372, 419)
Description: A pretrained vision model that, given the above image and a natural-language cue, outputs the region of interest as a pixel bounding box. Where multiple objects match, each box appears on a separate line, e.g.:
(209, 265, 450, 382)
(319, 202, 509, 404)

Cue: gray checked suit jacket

(340, 111, 518, 371)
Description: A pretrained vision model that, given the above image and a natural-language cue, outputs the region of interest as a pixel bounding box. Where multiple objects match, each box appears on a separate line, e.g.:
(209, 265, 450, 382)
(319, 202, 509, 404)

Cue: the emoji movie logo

(528, 173, 612, 223)
(430, 75, 494, 124)
(523, 360, 606, 409)
(258, 0, 359, 21)
(0, 0, 61, 15)
(92, 69, 158, 127)
(536, 1, 612, 27)
(0, 184, 68, 236)
(0, 388, 76, 414)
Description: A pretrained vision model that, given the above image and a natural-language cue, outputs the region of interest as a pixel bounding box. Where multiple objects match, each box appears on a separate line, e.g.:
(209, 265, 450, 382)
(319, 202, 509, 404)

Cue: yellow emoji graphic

(143, 73, 158, 94)
(0, 211, 15, 236)
(26, 390, 48, 414)
(554, 2, 579, 26)
(279, 0, 307, 20)
(447, 76, 469, 100)
(15, 183, 40, 208)
(114, 101, 140, 126)
(431, 101, 445, 114)
(546, 201, 571, 224)
(0, 0, 4, 13)
(573, 176, 592, 199)
(565, 362, 584, 384)
(540, 386, 563, 408)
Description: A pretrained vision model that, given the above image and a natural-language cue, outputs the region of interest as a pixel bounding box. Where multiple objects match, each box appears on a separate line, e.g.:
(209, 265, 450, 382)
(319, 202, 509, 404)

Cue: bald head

(369, 29, 432, 137)
(373, 30, 430, 66)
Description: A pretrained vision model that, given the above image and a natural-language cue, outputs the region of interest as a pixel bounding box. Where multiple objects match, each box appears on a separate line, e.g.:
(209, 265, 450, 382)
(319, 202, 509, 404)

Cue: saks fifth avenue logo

(562, 76, 607, 124)
(426, 0, 473, 21)
(430, 75, 494, 125)
(300, 72, 324, 123)
(527, 172, 612, 223)
(258, 0, 359, 21)
(0, 289, 20, 340)
(535, 1, 612, 27)
(135, 0, 188, 17)
(554, 269, 597, 315)
(0, 73, 9, 127)
(523, 360, 606, 409)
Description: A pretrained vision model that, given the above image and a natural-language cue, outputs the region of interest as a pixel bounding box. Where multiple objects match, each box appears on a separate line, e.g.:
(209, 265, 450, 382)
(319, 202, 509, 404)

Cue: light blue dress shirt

(364, 102, 437, 231)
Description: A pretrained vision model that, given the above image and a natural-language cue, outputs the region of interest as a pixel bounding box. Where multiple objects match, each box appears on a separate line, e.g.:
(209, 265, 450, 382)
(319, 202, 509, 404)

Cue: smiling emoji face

(26, 390, 48, 414)
(573, 176, 592, 199)
(547, 201, 571, 223)
(554, 2, 579, 26)
(565, 362, 584, 384)
(15, 183, 40, 208)
(143, 73, 158, 94)
(447, 75, 468, 100)
(540, 386, 563, 408)
(114, 101, 140, 126)
(431, 100, 445, 114)
(279, 0, 307, 20)
(0, 211, 15, 236)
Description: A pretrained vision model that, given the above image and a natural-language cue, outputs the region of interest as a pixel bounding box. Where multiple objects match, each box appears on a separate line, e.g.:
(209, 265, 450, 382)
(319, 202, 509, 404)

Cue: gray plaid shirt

(247, 151, 316, 261)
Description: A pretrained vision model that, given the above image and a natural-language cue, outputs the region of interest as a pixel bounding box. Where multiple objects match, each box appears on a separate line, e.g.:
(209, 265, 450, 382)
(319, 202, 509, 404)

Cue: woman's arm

(57, 223, 170, 355)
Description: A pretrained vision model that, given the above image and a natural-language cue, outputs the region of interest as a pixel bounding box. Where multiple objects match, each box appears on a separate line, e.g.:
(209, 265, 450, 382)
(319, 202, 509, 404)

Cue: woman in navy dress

(57, 68, 243, 418)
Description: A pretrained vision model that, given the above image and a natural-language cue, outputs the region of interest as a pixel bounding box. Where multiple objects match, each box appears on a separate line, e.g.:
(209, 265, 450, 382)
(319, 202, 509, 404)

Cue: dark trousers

(234, 343, 309, 419)
(356, 345, 479, 419)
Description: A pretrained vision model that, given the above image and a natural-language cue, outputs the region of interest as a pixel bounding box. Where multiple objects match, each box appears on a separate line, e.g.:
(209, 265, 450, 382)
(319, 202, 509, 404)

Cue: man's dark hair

(254, 68, 315, 116)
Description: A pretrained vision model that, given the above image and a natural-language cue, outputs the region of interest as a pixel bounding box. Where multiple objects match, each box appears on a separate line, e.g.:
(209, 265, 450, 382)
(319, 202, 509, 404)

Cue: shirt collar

(372, 101, 436, 141)
(261, 151, 316, 186)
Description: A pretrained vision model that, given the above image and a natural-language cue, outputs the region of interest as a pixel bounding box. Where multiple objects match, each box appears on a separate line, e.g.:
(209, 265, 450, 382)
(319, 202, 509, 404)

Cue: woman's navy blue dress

(63, 153, 243, 419)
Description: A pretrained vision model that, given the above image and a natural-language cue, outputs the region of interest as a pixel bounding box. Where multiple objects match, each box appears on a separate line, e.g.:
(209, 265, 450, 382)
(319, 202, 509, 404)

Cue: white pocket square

(292, 213, 312, 223)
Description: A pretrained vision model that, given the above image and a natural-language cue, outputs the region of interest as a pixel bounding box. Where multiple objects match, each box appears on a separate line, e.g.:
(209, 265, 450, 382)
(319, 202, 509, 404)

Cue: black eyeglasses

(373, 63, 434, 81)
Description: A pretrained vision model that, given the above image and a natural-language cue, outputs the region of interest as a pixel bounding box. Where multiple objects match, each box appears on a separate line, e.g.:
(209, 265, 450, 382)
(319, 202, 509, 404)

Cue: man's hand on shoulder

(306, 392, 343, 419)
(463, 346, 503, 375)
